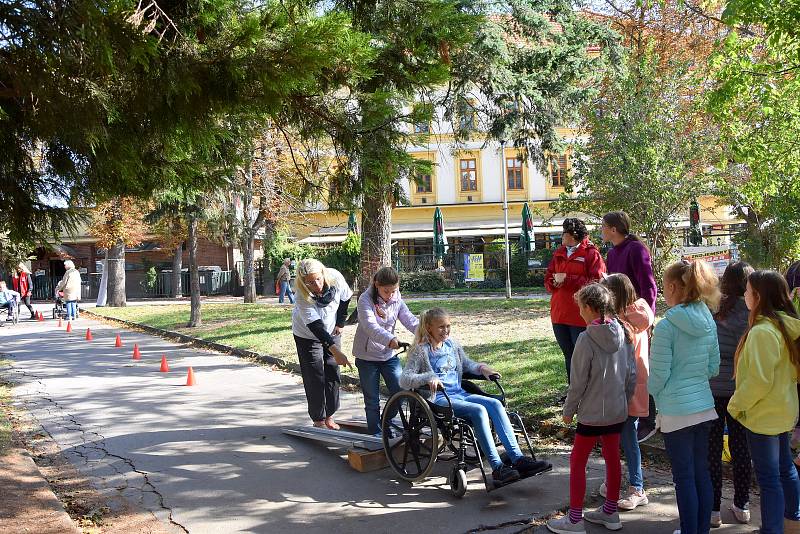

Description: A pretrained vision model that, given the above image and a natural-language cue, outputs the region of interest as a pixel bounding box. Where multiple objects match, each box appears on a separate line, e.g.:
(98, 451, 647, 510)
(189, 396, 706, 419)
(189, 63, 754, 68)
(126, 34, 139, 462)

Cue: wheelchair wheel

(449, 466, 468, 498)
(381, 390, 438, 482)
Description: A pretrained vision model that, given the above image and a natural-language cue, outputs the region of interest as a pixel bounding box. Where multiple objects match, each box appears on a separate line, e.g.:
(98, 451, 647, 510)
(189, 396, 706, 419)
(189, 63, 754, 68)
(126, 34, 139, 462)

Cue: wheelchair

(0, 296, 19, 326)
(380, 368, 551, 497)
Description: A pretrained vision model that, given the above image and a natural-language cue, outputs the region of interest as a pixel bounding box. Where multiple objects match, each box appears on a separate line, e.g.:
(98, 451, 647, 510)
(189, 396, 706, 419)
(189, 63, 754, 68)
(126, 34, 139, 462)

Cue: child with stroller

(547, 283, 637, 534)
(0, 281, 21, 324)
(400, 307, 551, 485)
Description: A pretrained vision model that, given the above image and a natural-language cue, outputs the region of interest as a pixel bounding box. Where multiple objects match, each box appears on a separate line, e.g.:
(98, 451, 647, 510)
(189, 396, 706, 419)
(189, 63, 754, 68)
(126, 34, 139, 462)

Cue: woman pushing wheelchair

(399, 307, 551, 485)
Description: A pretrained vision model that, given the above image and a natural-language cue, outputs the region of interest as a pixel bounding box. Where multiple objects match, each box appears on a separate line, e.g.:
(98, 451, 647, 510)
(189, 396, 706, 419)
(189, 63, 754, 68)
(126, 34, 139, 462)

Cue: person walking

(12, 262, 35, 319)
(291, 259, 353, 430)
(649, 259, 721, 534)
(601, 211, 658, 442)
(55, 260, 82, 321)
(277, 258, 295, 304)
(544, 218, 606, 384)
(728, 270, 800, 534)
(708, 262, 753, 527)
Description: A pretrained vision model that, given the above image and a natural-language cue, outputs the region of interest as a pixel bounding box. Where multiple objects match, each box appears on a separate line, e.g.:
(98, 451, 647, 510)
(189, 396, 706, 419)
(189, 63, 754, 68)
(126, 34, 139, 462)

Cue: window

(416, 173, 433, 193)
(506, 157, 523, 190)
(460, 159, 478, 191)
(457, 99, 477, 131)
(550, 154, 567, 187)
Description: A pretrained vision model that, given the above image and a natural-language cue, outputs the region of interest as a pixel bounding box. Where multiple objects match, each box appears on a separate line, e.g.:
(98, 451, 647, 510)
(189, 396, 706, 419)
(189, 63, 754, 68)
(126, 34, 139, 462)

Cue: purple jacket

(352, 289, 419, 362)
(606, 237, 657, 313)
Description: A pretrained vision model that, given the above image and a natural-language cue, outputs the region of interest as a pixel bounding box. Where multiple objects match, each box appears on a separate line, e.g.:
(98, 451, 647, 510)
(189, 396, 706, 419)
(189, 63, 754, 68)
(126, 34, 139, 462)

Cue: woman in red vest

(12, 263, 35, 320)
(545, 218, 606, 384)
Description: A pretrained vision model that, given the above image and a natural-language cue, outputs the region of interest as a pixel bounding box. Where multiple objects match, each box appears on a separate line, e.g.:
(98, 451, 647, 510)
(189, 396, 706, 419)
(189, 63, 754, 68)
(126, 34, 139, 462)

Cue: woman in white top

(291, 259, 353, 429)
(56, 260, 82, 320)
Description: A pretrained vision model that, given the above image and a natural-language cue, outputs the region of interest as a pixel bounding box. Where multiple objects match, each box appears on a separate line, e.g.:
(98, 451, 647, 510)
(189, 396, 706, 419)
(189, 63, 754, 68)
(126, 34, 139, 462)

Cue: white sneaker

(584, 507, 622, 531)
(730, 504, 751, 524)
(618, 486, 648, 510)
(710, 510, 722, 528)
(547, 515, 586, 534)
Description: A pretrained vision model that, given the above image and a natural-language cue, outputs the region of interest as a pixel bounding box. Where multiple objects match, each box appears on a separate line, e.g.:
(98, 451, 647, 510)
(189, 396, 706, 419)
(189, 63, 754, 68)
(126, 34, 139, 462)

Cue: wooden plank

(347, 448, 389, 473)
(337, 418, 369, 433)
(282, 427, 384, 451)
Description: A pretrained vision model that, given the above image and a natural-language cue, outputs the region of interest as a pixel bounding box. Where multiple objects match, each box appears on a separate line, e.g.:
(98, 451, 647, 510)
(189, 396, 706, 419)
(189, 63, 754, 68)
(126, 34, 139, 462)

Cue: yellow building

(291, 125, 742, 268)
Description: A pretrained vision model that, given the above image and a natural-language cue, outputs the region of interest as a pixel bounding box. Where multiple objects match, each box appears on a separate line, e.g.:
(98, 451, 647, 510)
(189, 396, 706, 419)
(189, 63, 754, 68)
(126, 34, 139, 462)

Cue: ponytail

(664, 259, 721, 312)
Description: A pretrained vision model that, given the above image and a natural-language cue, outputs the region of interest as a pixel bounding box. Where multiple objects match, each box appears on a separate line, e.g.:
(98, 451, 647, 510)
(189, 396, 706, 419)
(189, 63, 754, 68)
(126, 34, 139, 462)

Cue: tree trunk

(106, 239, 126, 307)
(188, 215, 202, 327)
(171, 242, 183, 298)
(357, 189, 393, 292)
(242, 233, 256, 303)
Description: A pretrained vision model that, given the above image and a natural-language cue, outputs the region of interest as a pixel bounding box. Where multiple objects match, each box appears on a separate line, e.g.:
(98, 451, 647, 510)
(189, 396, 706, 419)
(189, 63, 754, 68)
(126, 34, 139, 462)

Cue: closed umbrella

(347, 211, 358, 234)
(519, 202, 534, 253)
(433, 207, 448, 260)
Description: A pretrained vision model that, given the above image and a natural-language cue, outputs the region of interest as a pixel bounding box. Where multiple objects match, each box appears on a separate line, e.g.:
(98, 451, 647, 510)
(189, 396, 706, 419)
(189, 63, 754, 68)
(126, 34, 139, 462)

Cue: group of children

(353, 259, 800, 534)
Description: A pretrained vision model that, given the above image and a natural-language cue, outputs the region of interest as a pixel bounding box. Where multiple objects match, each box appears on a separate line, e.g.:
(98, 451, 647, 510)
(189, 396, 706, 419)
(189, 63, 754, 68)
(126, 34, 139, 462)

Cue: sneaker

(584, 507, 622, 531)
(618, 486, 649, 510)
(730, 504, 751, 524)
(637, 419, 658, 443)
(710, 510, 722, 528)
(547, 515, 586, 534)
(674, 531, 681, 534)
(492, 465, 521, 484)
(513, 456, 552, 477)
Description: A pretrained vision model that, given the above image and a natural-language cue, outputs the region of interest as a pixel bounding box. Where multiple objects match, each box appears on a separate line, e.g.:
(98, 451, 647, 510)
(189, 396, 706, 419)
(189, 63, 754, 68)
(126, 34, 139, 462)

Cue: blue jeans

(746, 430, 800, 533)
(355, 357, 402, 435)
(279, 281, 294, 304)
(435, 393, 523, 470)
(66, 300, 78, 320)
(621, 415, 644, 490)
(663, 421, 713, 534)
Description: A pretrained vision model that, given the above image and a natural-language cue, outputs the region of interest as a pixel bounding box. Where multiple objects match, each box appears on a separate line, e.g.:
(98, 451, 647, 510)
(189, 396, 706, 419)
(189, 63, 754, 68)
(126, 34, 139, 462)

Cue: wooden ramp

(282, 425, 391, 472)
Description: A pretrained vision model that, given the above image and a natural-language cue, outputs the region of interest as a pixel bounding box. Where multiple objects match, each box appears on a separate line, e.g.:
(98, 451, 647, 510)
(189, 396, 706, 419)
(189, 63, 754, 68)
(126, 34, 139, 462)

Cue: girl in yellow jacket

(728, 270, 800, 534)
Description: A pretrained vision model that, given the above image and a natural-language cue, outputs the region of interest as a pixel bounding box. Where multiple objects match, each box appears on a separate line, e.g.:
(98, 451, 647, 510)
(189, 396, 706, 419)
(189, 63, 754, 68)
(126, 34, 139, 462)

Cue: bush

(400, 271, 453, 292)
(318, 232, 360, 285)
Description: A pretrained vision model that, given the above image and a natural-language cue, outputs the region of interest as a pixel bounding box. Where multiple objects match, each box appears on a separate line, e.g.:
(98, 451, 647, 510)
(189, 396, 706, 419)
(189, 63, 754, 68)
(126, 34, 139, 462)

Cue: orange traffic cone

(85, 328, 93, 341)
(159, 355, 170, 373)
(185, 367, 196, 386)
(132, 344, 141, 360)
(58, 317, 62, 328)
(37, 311, 44, 322)
(114, 334, 122, 348)
(66, 321, 72, 333)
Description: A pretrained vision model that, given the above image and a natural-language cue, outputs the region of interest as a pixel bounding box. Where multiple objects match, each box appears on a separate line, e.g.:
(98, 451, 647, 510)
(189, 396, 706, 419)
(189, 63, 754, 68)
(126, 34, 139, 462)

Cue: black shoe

(513, 456, 552, 477)
(637, 420, 657, 443)
(492, 465, 521, 484)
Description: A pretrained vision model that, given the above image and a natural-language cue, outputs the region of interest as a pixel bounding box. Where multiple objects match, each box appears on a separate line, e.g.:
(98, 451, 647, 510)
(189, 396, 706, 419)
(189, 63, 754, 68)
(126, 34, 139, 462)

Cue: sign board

(464, 253, 485, 282)
(682, 248, 732, 277)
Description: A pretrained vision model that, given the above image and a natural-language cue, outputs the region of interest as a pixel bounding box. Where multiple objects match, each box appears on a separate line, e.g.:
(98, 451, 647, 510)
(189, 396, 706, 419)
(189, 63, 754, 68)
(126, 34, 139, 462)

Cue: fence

(234, 260, 264, 295)
(392, 250, 513, 287)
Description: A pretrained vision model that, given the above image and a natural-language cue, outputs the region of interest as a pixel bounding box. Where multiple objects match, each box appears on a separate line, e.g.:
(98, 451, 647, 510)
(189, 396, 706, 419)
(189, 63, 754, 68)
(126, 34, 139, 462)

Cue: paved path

(1, 308, 760, 533)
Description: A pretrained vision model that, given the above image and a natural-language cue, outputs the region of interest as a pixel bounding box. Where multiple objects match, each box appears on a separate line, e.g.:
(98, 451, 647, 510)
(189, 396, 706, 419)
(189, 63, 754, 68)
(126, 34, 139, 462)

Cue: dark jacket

(710, 297, 750, 398)
(606, 237, 658, 313)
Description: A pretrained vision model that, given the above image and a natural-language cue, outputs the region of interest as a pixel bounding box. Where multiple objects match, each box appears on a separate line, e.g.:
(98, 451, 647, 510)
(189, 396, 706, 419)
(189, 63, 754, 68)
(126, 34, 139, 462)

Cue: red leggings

(570, 432, 622, 510)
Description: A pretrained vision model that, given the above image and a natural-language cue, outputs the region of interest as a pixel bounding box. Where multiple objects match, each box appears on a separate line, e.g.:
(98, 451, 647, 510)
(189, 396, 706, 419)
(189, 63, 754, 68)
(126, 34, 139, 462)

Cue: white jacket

(56, 268, 82, 301)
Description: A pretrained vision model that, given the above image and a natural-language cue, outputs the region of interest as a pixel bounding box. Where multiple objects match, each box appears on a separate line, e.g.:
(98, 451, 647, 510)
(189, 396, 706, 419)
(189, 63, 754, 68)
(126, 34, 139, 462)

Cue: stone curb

(81, 309, 363, 388)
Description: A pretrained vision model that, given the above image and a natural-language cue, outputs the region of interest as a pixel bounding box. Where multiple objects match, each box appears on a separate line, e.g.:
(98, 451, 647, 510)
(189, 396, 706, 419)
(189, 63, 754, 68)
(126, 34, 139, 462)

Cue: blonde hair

(294, 258, 335, 303)
(412, 307, 450, 347)
(17, 262, 30, 274)
(64, 260, 75, 270)
(664, 259, 721, 312)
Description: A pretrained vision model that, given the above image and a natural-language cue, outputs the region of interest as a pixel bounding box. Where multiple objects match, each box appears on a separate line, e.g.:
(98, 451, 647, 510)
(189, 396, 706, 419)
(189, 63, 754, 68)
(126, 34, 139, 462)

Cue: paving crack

(6, 366, 190, 533)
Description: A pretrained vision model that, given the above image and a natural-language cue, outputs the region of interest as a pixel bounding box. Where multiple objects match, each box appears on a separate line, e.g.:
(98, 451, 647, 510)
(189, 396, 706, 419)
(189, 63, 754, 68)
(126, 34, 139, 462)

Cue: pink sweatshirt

(622, 298, 655, 417)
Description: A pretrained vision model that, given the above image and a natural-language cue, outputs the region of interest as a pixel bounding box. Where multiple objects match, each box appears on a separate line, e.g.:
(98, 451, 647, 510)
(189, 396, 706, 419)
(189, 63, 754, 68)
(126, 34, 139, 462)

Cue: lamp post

(500, 140, 511, 299)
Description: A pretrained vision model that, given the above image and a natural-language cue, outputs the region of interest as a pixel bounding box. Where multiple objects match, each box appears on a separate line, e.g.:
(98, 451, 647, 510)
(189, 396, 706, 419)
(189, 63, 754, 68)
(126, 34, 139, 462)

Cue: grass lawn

(93, 297, 566, 420)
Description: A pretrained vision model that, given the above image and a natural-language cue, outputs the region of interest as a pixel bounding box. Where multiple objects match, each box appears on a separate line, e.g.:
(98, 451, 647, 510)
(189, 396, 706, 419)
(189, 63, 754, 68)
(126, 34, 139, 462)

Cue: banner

(464, 253, 485, 282)
(681, 247, 732, 277)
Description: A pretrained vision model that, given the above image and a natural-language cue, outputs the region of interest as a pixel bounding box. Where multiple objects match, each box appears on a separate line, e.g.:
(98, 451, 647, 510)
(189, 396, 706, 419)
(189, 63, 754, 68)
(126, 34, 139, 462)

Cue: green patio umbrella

(347, 211, 358, 234)
(433, 207, 447, 259)
(519, 202, 534, 253)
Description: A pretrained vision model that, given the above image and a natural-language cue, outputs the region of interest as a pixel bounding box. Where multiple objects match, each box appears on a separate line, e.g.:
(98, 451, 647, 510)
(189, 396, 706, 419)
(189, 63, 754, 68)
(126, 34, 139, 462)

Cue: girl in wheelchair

(400, 307, 549, 485)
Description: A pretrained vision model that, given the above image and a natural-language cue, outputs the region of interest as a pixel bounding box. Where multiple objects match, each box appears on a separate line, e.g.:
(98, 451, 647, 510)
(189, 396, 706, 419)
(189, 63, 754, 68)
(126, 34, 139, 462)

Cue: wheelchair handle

(393, 341, 411, 357)
(488, 374, 506, 399)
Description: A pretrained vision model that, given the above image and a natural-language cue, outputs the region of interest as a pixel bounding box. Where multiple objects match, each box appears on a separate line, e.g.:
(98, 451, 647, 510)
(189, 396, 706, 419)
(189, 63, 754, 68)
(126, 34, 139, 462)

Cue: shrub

(400, 270, 453, 292)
